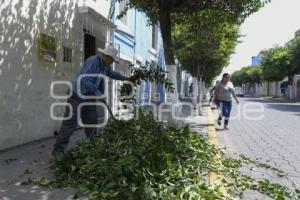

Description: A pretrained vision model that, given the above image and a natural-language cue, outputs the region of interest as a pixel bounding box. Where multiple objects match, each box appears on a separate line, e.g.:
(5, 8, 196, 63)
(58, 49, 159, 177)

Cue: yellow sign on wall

(39, 33, 57, 63)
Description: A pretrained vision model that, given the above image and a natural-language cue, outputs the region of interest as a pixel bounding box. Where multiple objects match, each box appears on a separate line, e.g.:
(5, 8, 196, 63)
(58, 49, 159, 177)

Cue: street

(216, 97, 300, 199)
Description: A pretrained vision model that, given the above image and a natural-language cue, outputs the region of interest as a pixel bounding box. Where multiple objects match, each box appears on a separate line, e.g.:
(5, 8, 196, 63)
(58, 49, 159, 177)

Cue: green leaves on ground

(44, 110, 297, 199)
(3, 158, 17, 165)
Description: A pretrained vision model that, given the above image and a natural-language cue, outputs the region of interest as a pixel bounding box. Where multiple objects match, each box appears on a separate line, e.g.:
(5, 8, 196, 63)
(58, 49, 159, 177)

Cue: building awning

(78, 6, 117, 29)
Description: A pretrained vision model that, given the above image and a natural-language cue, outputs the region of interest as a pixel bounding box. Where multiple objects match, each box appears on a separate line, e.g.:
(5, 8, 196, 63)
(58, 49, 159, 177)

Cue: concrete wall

(0, 0, 112, 150)
(0, 0, 168, 149)
(290, 75, 300, 100)
(261, 81, 283, 97)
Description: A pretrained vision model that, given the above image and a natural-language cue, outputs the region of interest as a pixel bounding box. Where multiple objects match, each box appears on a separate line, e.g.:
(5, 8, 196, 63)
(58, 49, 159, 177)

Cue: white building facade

(0, 0, 117, 150)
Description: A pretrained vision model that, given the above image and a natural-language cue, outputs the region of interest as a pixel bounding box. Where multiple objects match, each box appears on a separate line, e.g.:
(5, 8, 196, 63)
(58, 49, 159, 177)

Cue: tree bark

(196, 63, 202, 103)
(288, 74, 294, 86)
(176, 65, 182, 94)
(267, 81, 270, 96)
(287, 65, 294, 86)
(157, 1, 178, 104)
(158, 3, 175, 65)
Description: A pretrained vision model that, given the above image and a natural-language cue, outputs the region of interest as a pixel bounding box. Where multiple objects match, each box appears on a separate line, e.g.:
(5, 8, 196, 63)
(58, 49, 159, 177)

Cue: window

(119, 0, 128, 25)
(152, 25, 158, 50)
(63, 46, 72, 63)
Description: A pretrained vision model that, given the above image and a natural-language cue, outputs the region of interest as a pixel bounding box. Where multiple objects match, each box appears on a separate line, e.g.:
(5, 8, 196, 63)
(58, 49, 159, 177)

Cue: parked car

(235, 87, 245, 97)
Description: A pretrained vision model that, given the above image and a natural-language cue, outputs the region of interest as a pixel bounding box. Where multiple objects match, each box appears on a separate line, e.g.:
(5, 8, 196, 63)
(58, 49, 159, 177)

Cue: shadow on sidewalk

(0, 130, 87, 200)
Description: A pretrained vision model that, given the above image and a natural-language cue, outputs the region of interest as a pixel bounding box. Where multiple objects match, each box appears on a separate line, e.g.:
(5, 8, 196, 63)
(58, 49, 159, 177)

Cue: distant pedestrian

(189, 83, 194, 97)
(215, 73, 239, 130)
(280, 81, 288, 96)
(209, 80, 220, 105)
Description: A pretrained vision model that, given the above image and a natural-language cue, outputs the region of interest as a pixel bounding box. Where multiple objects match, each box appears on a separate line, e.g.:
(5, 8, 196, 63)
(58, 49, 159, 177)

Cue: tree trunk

(288, 74, 294, 86)
(197, 77, 202, 103)
(196, 64, 202, 104)
(267, 81, 270, 96)
(275, 81, 279, 97)
(157, 2, 179, 124)
(287, 65, 294, 86)
(176, 65, 182, 95)
(158, 5, 175, 65)
(192, 77, 198, 109)
(158, 5, 178, 103)
(202, 81, 207, 100)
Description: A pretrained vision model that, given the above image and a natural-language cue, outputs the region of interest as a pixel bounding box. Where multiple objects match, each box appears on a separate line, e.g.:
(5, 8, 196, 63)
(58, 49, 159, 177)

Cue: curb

(263, 97, 300, 103)
(207, 106, 228, 197)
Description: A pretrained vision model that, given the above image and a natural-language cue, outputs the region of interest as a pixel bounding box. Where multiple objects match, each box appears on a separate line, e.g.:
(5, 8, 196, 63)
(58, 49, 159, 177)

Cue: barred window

(63, 46, 72, 63)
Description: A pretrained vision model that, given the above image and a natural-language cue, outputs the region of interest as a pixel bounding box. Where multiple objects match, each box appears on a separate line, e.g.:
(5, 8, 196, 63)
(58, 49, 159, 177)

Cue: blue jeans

(218, 100, 232, 126)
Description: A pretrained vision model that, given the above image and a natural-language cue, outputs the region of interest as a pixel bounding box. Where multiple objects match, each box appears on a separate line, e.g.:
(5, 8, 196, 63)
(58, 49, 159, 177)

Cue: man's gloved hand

(128, 76, 135, 82)
(123, 76, 140, 86)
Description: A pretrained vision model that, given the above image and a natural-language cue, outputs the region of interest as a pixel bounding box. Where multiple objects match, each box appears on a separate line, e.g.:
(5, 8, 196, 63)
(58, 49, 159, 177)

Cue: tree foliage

(231, 65, 263, 86)
(116, 0, 269, 100)
(286, 36, 300, 84)
(118, 0, 270, 65)
(245, 66, 263, 84)
(172, 9, 240, 84)
(232, 36, 300, 86)
(231, 70, 244, 86)
(261, 47, 289, 82)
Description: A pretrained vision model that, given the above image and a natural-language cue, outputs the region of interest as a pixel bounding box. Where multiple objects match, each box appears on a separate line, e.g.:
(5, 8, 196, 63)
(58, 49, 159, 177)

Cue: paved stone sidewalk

(0, 111, 134, 200)
(179, 102, 209, 139)
(0, 129, 89, 200)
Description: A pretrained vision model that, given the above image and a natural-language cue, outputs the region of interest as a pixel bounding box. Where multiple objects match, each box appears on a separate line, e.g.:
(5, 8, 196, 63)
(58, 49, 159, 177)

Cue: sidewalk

(0, 129, 89, 200)
(263, 96, 300, 103)
(179, 100, 210, 139)
(0, 104, 210, 200)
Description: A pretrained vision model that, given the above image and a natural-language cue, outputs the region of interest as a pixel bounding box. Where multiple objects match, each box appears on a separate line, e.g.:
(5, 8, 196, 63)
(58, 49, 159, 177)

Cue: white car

(234, 87, 245, 97)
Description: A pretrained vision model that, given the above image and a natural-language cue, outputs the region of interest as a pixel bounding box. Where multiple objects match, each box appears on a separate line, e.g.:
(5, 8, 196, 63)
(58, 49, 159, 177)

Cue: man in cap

(52, 44, 130, 157)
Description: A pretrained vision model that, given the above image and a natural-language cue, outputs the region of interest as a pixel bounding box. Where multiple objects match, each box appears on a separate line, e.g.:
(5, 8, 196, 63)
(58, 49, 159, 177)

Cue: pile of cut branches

(45, 110, 298, 200)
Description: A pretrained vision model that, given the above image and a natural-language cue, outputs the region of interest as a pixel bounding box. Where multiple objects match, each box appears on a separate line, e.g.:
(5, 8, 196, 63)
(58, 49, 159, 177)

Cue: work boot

(51, 147, 64, 159)
(217, 116, 222, 126)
